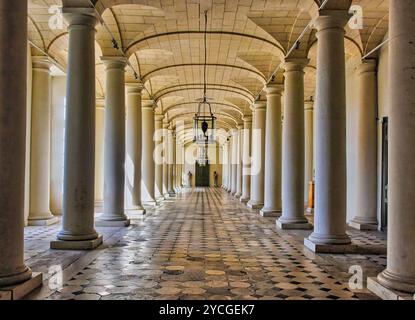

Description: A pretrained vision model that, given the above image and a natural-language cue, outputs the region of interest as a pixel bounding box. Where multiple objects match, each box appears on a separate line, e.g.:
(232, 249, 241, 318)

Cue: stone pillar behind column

(304, 100, 314, 206)
(0, 0, 42, 292)
(349, 60, 378, 230)
(97, 57, 129, 227)
(162, 121, 169, 195)
(247, 100, 266, 209)
(94, 100, 105, 204)
(28, 56, 58, 226)
(260, 85, 283, 217)
(167, 127, 176, 196)
(51, 8, 103, 250)
(277, 59, 311, 230)
(141, 101, 157, 206)
(304, 10, 351, 252)
(154, 114, 164, 200)
(235, 125, 243, 198)
(369, 0, 415, 296)
(125, 83, 145, 213)
(240, 116, 252, 203)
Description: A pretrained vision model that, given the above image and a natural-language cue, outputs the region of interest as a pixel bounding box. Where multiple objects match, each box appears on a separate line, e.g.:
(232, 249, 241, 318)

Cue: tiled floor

(25, 188, 386, 300)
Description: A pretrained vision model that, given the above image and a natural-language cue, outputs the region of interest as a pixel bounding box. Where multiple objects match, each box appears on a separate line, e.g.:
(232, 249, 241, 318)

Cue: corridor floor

(25, 188, 386, 300)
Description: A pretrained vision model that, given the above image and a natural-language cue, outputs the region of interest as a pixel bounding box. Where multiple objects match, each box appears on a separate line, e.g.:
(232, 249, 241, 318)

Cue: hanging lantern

(193, 10, 216, 145)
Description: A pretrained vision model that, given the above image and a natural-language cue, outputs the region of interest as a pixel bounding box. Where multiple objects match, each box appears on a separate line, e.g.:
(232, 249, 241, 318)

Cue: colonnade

(1, 1, 415, 300)
(221, 3, 415, 297)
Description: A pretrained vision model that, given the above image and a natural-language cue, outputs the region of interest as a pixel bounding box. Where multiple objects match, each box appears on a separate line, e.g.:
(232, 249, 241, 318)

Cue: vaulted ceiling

(28, 0, 389, 143)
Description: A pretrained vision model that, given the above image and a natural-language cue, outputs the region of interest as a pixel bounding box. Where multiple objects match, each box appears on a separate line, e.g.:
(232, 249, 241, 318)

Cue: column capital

(253, 100, 267, 110)
(314, 10, 351, 32)
(126, 82, 144, 94)
(96, 98, 105, 109)
(32, 56, 53, 71)
(265, 84, 284, 96)
(304, 100, 314, 111)
(284, 58, 310, 72)
(142, 99, 155, 110)
(155, 113, 164, 122)
(242, 115, 252, 123)
(62, 7, 99, 28)
(101, 56, 128, 70)
(357, 59, 377, 75)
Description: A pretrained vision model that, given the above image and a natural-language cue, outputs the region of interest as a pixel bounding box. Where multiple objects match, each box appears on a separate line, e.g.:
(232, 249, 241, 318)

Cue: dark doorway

(381, 117, 389, 231)
(195, 161, 210, 187)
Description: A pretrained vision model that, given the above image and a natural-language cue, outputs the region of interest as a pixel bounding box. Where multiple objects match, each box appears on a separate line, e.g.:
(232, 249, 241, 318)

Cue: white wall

(50, 76, 66, 215)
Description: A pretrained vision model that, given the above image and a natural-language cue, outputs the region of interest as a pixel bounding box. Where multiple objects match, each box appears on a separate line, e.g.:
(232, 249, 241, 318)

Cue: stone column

(240, 116, 252, 204)
(125, 83, 145, 213)
(95, 100, 105, 203)
(227, 135, 233, 193)
(304, 100, 314, 205)
(230, 129, 238, 195)
(349, 60, 378, 230)
(96, 57, 129, 227)
(51, 8, 103, 250)
(0, 0, 41, 290)
(305, 10, 351, 252)
(222, 142, 228, 189)
(235, 125, 243, 197)
(28, 56, 58, 226)
(247, 100, 266, 209)
(167, 126, 176, 196)
(277, 59, 311, 230)
(154, 114, 164, 201)
(372, 0, 415, 294)
(141, 100, 156, 206)
(172, 133, 178, 192)
(162, 121, 169, 195)
(260, 85, 283, 216)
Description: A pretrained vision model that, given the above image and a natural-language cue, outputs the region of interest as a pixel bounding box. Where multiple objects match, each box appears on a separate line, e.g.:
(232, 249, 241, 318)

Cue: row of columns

(222, 4, 415, 294)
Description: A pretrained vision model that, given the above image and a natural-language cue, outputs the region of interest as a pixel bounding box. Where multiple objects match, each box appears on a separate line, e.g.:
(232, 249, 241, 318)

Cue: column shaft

(305, 10, 351, 250)
(53, 9, 102, 249)
(304, 101, 314, 206)
(98, 57, 129, 226)
(231, 129, 238, 195)
(125, 83, 145, 212)
(376, 0, 415, 293)
(141, 101, 156, 205)
(162, 122, 169, 194)
(235, 126, 243, 197)
(349, 60, 378, 230)
(0, 0, 34, 287)
(240, 116, 252, 203)
(277, 60, 311, 229)
(260, 85, 283, 216)
(247, 101, 266, 209)
(28, 57, 58, 225)
(154, 114, 164, 200)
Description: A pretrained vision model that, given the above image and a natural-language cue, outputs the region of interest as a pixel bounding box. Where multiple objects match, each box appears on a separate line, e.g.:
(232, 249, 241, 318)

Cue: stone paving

(25, 188, 386, 300)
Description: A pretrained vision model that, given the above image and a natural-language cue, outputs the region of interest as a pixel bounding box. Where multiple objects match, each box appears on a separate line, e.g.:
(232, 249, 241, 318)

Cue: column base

(95, 219, 130, 227)
(0, 273, 42, 300)
(247, 201, 264, 210)
(260, 208, 281, 217)
(28, 216, 59, 226)
(304, 237, 358, 253)
(276, 219, 312, 230)
(168, 192, 176, 197)
(239, 197, 249, 204)
(50, 235, 103, 250)
(126, 206, 146, 215)
(368, 277, 415, 300)
(234, 193, 241, 198)
(143, 200, 157, 207)
(349, 219, 378, 231)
